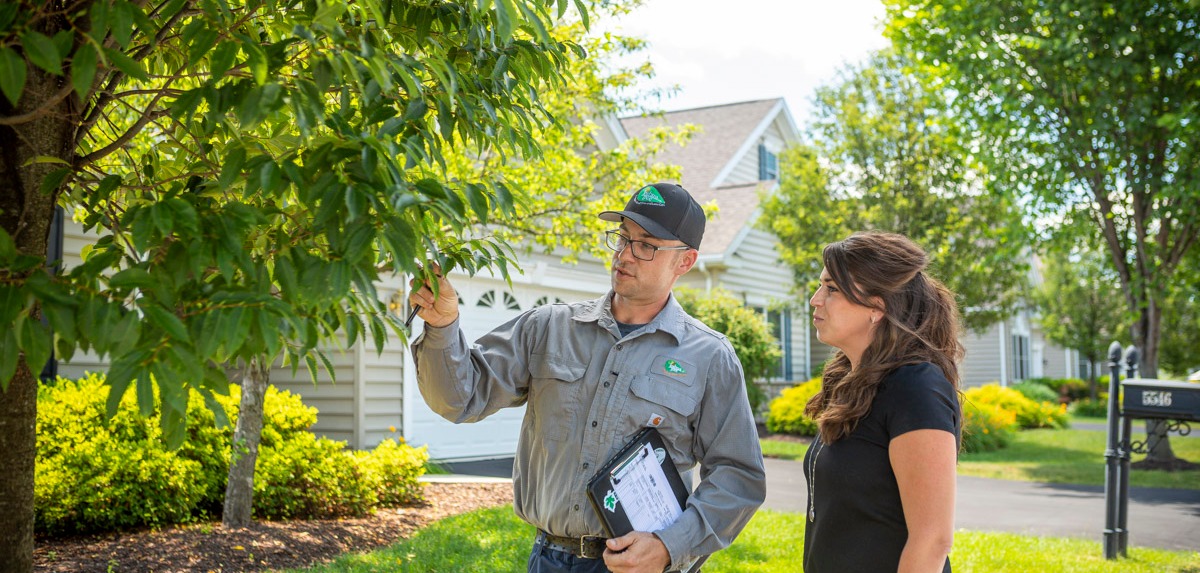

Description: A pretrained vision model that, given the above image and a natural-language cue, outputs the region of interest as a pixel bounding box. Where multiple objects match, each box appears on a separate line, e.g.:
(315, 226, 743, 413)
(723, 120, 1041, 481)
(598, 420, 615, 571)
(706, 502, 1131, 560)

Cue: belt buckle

(580, 535, 605, 559)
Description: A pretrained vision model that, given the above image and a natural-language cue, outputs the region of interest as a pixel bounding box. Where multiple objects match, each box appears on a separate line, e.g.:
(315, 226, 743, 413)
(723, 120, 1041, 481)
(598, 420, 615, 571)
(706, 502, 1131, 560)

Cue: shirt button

(591, 421, 598, 427)
(603, 381, 610, 388)
(574, 504, 580, 511)
(616, 344, 624, 351)
(583, 463, 590, 470)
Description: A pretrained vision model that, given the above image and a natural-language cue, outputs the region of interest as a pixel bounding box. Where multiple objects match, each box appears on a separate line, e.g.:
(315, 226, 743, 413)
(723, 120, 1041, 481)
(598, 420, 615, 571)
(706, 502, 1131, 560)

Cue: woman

(803, 232, 963, 573)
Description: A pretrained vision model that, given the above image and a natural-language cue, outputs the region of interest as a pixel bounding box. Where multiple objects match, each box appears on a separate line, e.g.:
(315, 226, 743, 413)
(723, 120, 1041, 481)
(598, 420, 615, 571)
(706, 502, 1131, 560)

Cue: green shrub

(960, 400, 1017, 453)
(36, 374, 431, 536)
(963, 384, 1069, 429)
(675, 288, 782, 413)
(765, 378, 821, 436)
(1011, 381, 1058, 404)
(362, 438, 430, 506)
(253, 431, 378, 519)
(1040, 377, 1090, 402)
(1071, 396, 1112, 417)
(35, 375, 208, 534)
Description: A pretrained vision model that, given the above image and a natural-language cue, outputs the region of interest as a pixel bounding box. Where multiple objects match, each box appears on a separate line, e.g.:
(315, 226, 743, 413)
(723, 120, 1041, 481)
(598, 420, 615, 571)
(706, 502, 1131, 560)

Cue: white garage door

(404, 280, 537, 460)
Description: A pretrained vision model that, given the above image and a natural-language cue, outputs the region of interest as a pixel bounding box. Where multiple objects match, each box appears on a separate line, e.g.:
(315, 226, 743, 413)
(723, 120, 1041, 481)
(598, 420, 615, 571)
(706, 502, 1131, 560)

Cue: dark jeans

(527, 536, 611, 573)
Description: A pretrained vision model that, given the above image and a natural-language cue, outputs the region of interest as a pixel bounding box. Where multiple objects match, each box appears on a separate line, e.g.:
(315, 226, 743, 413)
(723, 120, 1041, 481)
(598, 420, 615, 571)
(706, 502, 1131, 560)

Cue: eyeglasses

(605, 230, 690, 261)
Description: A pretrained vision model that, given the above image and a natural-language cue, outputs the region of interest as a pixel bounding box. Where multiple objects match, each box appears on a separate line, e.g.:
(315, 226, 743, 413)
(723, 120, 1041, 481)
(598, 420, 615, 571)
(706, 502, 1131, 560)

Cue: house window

(753, 306, 792, 380)
(502, 292, 521, 311)
(477, 290, 496, 307)
(1011, 334, 1030, 381)
(758, 143, 778, 181)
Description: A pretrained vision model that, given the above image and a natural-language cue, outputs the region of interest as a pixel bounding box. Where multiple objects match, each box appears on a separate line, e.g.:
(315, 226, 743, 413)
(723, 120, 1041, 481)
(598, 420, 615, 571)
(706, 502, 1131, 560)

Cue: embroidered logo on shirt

(604, 489, 619, 512)
(634, 185, 666, 205)
(663, 360, 686, 376)
(646, 414, 664, 427)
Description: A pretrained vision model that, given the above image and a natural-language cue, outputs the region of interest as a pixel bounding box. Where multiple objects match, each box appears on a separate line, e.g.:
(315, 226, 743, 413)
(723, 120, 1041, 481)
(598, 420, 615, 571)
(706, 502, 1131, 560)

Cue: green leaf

(141, 303, 191, 343)
(572, 0, 589, 29)
(0, 329, 17, 390)
(111, 0, 135, 48)
(110, 310, 141, 356)
(135, 371, 155, 416)
(103, 47, 148, 81)
(0, 227, 14, 260)
(39, 167, 71, 196)
(105, 353, 140, 418)
(108, 267, 156, 289)
(210, 41, 238, 80)
(0, 47, 27, 105)
(494, 0, 517, 41)
(70, 43, 98, 99)
(21, 30, 63, 76)
(16, 316, 51, 379)
(187, 27, 220, 66)
(465, 182, 490, 222)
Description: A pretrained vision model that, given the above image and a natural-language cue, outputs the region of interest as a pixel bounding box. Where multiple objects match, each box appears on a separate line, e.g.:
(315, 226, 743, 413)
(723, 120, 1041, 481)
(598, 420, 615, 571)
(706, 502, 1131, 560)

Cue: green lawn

(760, 421, 1200, 490)
(281, 506, 1200, 573)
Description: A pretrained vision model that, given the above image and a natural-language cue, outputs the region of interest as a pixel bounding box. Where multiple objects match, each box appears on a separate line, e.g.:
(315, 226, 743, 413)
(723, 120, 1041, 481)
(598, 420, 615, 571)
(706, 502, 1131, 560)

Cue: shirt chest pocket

(530, 355, 587, 442)
(625, 375, 700, 462)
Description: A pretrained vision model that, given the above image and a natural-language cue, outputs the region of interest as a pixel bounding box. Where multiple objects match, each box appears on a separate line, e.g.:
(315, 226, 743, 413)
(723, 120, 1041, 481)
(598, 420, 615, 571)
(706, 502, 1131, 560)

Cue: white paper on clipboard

(610, 442, 683, 532)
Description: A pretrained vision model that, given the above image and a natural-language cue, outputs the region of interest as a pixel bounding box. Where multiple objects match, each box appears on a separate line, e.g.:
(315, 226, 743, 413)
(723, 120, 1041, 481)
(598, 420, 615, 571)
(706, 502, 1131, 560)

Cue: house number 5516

(1142, 391, 1173, 407)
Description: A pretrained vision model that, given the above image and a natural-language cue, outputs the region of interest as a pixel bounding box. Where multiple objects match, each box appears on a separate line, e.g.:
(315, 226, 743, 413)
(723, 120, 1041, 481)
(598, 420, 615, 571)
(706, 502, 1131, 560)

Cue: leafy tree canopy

(760, 50, 1031, 331)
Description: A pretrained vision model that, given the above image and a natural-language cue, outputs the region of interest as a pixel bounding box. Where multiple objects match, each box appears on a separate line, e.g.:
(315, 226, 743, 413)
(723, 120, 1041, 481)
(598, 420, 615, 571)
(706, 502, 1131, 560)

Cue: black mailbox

(1121, 378, 1200, 423)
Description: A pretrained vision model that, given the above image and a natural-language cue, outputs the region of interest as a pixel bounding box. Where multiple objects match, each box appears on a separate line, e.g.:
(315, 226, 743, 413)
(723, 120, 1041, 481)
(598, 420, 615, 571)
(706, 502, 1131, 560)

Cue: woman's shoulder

(880, 362, 954, 395)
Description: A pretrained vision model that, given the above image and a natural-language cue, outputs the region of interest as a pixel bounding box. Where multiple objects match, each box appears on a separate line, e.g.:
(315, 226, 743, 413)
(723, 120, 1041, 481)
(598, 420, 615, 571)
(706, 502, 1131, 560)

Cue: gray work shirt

(411, 292, 766, 570)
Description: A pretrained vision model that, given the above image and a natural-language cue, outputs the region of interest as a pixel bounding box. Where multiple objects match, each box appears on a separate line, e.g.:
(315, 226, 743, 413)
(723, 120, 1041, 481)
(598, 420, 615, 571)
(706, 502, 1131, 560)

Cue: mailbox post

(1102, 342, 1199, 559)
(1102, 342, 1124, 559)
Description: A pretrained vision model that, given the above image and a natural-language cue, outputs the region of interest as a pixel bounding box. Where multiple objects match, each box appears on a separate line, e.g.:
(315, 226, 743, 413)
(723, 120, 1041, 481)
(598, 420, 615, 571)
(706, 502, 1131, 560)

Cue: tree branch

(77, 97, 171, 165)
(0, 82, 75, 126)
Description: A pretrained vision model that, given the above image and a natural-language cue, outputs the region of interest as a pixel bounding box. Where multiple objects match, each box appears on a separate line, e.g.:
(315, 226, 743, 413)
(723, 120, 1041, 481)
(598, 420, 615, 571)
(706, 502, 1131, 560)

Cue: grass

(760, 416, 1200, 490)
(281, 507, 1200, 573)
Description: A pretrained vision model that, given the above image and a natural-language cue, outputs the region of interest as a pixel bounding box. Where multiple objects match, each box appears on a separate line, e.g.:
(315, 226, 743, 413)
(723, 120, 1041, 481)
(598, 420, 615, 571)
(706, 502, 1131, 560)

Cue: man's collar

(573, 292, 686, 344)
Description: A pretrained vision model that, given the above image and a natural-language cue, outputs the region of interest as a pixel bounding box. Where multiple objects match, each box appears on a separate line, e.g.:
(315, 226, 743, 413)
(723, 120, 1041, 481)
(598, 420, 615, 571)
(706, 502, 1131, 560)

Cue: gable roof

(618, 98, 798, 258)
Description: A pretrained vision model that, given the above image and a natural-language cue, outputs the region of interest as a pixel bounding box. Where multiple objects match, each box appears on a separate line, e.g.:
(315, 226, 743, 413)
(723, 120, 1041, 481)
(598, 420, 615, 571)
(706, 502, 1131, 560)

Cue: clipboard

(586, 427, 707, 572)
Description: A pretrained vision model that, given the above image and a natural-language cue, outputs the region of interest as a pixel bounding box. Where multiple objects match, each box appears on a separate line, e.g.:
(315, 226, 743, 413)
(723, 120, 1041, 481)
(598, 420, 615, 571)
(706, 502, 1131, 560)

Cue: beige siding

(270, 348, 357, 445)
(961, 322, 1005, 388)
(725, 122, 787, 186)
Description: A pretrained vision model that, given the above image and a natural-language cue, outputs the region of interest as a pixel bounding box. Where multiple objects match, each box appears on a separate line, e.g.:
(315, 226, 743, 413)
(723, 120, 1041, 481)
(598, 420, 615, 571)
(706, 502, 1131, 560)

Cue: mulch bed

(33, 482, 514, 573)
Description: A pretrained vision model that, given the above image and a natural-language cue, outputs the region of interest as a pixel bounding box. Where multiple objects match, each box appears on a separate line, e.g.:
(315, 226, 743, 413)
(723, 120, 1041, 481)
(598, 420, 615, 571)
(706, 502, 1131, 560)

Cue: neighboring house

(53, 97, 1084, 461)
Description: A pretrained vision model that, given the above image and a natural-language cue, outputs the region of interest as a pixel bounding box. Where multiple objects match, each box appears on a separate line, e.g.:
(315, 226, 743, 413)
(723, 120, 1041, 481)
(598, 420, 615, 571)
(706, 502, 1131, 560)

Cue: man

(409, 182, 766, 573)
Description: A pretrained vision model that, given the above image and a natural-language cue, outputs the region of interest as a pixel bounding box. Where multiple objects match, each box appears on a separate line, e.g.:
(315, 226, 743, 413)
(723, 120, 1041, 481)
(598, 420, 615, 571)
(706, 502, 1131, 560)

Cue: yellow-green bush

(960, 400, 1018, 453)
(35, 375, 209, 534)
(36, 373, 429, 536)
(361, 437, 429, 507)
(964, 384, 1069, 429)
(765, 378, 822, 436)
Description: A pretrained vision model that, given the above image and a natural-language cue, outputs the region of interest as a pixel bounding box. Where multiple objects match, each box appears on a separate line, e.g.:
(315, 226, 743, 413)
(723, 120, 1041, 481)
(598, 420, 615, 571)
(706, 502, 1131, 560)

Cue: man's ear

(675, 249, 698, 276)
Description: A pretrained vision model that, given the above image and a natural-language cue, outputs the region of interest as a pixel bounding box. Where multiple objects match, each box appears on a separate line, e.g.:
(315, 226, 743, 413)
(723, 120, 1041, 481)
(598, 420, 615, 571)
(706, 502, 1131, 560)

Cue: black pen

(404, 304, 419, 329)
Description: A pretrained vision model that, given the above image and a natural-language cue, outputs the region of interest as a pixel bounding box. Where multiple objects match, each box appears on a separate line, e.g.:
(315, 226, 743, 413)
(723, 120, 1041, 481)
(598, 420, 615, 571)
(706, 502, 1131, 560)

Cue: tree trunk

(222, 357, 270, 528)
(0, 361, 37, 573)
(1136, 300, 1179, 465)
(1, 43, 80, 573)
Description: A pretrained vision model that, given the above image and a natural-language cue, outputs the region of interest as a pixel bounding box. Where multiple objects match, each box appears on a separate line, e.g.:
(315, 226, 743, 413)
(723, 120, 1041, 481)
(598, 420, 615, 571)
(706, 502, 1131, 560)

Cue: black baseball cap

(598, 183, 705, 250)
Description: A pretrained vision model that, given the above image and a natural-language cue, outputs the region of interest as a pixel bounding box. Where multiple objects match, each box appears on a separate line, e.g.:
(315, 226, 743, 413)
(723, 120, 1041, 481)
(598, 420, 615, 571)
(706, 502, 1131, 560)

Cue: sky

(599, 0, 890, 126)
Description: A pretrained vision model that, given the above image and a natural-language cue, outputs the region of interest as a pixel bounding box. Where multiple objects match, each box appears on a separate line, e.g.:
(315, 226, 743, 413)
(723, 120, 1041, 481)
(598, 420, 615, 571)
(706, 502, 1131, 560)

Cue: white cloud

(599, 0, 889, 123)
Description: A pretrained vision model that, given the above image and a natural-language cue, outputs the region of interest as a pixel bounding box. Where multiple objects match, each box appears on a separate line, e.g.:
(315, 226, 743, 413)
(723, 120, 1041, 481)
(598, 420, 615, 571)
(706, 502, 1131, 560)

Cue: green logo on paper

(634, 186, 666, 205)
(664, 360, 686, 375)
(604, 489, 619, 512)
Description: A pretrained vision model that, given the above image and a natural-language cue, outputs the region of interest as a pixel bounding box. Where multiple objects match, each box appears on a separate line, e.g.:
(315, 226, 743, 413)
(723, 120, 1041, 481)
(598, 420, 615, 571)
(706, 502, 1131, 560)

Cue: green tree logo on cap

(634, 185, 666, 205)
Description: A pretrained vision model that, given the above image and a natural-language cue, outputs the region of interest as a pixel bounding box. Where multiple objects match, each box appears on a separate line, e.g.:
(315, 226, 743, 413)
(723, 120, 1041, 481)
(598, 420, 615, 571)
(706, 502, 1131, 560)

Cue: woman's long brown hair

(805, 232, 965, 444)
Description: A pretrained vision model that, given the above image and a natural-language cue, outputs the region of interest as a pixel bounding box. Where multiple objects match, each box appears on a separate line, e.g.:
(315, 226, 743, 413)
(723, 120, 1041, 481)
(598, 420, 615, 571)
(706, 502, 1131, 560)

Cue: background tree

(675, 287, 781, 414)
(886, 0, 1199, 467)
(1157, 245, 1200, 377)
(760, 50, 1031, 332)
(1033, 239, 1130, 398)
(0, 0, 592, 570)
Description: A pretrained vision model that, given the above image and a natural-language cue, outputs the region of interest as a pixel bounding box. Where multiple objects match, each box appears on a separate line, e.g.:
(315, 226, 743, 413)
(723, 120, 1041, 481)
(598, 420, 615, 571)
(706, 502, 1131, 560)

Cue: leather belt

(536, 530, 608, 560)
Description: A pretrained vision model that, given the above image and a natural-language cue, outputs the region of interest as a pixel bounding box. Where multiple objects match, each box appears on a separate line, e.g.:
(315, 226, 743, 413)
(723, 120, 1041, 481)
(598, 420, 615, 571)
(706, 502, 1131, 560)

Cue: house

(54, 97, 1084, 461)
